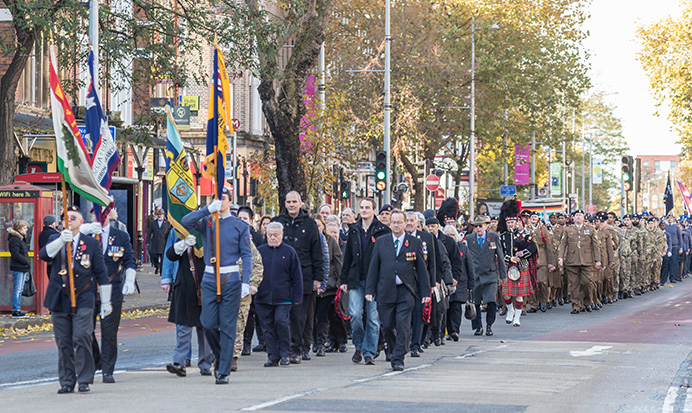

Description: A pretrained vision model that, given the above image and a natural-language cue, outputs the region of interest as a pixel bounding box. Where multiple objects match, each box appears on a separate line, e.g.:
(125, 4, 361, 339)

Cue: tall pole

(89, 0, 99, 95)
(589, 131, 593, 208)
(530, 132, 535, 199)
(562, 140, 566, 212)
(581, 127, 585, 209)
(319, 42, 325, 111)
(384, 0, 392, 204)
(548, 145, 552, 198)
(503, 109, 508, 186)
(469, 18, 476, 219)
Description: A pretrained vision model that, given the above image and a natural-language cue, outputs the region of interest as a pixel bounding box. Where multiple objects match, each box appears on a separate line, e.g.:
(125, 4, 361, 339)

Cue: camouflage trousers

(653, 259, 662, 285)
(643, 260, 655, 287)
(620, 257, 633, 292)
(631, 257, 644, 290)
(234, 295, 252, 358)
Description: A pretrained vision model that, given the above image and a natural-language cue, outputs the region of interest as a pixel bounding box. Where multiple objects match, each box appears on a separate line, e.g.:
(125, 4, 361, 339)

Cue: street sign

(231, 118, 240, 130)
(78, 125, 116, 141)
(500, 185, 516, 197)
(586, 204, 596, 213)
(537, 186, 548, 198)
(356, 162, 373, 171)
(425, 174, 440, 191)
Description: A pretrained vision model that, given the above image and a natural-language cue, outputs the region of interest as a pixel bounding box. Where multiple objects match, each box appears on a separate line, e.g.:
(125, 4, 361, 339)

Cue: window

(671, 161, 677, 169)
(643, 161, 649, 168)
(655, 161, 661, 170)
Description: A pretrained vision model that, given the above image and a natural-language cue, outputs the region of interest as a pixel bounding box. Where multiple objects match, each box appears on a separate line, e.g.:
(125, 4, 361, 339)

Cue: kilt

(502, 268, 534, 297)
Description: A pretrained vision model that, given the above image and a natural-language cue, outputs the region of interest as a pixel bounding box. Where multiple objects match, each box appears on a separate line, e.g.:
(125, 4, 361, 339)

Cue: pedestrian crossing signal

(340, 181, 351, 199)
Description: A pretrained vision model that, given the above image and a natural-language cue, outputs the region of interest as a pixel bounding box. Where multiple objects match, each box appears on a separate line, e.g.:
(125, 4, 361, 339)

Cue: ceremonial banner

(664, 172, 673, 215)
(49, 44, 112, 207)
(550, 162, 562, 196)
(165, 105, 203, 256)
(677, 181, 692, 215)
(203, 38, 234, 198)
(592, 158, 603, 185)
(514, 144, 530, 185)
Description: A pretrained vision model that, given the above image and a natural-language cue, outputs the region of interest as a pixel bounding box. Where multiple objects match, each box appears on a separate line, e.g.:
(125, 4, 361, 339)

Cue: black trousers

(290, 292, 315, 355)
(243, 297, 264, 347)
(378, 285, 415, 365)
(410, 300, 425, 351)
(328, 302, 348, 347)
(447, 300, 463, 334)
(92, 300, 123, 375)
(314, 294, 332, 346)
(256, 303, 292, 362)
(471, 301, 496, 330)
(53, 308, 95, 387)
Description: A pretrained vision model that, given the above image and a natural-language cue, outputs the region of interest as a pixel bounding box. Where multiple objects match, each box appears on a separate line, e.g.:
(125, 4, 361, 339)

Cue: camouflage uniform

(619, 228, 635, 294)
(644, 227, 657, 288)
(234, 241, 264, 359)
(653, 226, 667, 286)
(630, 224, 646, 293)
(610, 226, 623, 297)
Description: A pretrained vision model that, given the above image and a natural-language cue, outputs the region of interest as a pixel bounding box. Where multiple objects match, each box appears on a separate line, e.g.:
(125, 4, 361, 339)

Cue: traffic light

(622, 155, 633, 192)
(340, 181, 351, 199)
(375, 151, 387, 192)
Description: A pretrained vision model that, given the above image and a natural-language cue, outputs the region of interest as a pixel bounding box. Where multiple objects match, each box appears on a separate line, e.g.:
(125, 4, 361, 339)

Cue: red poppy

(371, 237, 376, 243)
(404, 240, 409, 247)
(81, 245, 86, 251)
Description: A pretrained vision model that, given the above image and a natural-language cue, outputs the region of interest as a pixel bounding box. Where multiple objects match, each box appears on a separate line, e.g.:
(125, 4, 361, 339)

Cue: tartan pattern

(503, 268, 534, 297)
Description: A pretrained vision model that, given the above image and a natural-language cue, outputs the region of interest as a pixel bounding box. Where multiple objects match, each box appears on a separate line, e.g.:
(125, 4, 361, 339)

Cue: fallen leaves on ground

(0, 323, 53, 339)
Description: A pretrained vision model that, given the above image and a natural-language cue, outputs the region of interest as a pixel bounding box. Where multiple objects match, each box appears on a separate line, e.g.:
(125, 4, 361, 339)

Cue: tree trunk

(399, 151, 424, 211)
(0, 20, 36, 185)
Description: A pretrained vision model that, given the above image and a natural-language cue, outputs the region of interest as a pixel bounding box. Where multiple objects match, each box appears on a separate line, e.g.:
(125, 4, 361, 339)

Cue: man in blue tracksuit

(182, 188, 252, 384)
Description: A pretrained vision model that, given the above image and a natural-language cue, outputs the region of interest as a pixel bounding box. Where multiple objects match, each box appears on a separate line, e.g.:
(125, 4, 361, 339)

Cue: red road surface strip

(0, 315, 175, 355)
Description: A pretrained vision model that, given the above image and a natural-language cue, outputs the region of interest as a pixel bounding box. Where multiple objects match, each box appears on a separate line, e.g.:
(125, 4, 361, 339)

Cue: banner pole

(60, 174, 77, 314)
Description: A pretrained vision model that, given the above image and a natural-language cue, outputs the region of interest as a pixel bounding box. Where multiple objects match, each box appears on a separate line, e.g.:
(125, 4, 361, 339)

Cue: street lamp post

(469, 18, 476, 220)
(384, 0, 392, 204)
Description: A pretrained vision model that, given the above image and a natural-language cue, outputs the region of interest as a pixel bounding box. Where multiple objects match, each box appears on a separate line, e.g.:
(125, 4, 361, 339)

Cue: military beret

(520, 210, 532, 217)
(647, 217, 657, 223)
(379, 204, 393, 214)
(623, 214, 632, 219)
(221, 187, 232, 198)
(571, 209, 585, 216)
(67, 205, 82, 215)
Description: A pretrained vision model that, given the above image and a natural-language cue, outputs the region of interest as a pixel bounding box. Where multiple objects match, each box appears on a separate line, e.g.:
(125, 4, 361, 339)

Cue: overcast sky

(583, 0, 682, 157)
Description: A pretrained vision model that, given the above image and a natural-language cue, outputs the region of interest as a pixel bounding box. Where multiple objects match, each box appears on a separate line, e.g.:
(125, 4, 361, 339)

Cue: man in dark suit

(466, 216, 506, 336)
(39, 205, 112, 394)
(366, 210, 431, 371)
(147, 209, 171, 275)
(426, 217, 460, 345)
(82, 211, 137, 383)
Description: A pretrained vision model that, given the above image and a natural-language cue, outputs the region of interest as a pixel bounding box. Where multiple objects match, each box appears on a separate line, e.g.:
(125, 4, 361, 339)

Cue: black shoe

(539, 303, 547, 312)
(385, 353, 391, 362)
(200, 368, 212, 376)
(102, 374, 115, 383)
(392, 362, 404, 371)
(301, 351, 311, 361)
(634, 289, 642, 295)
(252, 344, 266, 352)
(280, 357, 290, 366)
(11, 311, 28, 319)
(499, 306, 508, 316)
(411, 349, 420, 357)
(528, 308, 538, 313)
(241, 346, 251, 356)
(440, 339, 445, 346)
(339, 344, 348, 353)
(215, 375, 229, 384)
(289, 355, 301, 364)
(316, 345, 325, 357)
(364, 356, 375, 365)
(57, 385, 74, 394)
(352, 350, 363, 363)
(231, 357, 238, 372)
(264, 359, 279, 367)
(185, 359, 191, 367)
(585, 305, 592, 313)
(486, 326, 493, 336)
(671, 280, 677, 283)
(546, 302, 553, 310)
(451, 332, 459, 342)
(558, 298, 565, 306)
(434, 338, 441, 346)
(78, 383, 90, 393)
(570, 309, 580, 314)
(166, 363, 187, 377)
(474, 328, 483, 336)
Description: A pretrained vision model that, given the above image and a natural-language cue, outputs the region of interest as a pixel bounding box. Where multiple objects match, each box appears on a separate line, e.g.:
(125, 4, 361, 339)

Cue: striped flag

(165, 105, 203, 257)
(49, 43, 113, 207)
(677, 181, 692, 215)
(84, 49, 120, 221)
(203, 38, 234, 198)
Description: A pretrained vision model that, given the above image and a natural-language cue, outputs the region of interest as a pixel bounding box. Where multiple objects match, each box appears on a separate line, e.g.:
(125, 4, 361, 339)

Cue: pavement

(0, 265, 169, 330)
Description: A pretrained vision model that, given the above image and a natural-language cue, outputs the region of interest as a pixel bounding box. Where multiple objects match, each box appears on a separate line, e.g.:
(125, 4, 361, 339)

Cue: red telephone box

(0, 182, 55, 315)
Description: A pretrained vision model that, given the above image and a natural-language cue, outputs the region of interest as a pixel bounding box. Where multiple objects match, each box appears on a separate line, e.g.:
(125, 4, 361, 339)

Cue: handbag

(464, 299, 477, 320)
(22, 272, 36, 297)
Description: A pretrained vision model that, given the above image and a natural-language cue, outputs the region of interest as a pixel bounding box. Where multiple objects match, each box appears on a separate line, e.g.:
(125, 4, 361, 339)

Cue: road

(1, 281, 691, 412)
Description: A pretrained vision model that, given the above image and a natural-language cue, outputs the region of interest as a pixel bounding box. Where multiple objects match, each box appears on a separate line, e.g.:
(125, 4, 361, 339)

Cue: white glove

(45, 236, 66, 258)
(60, 230, 73, 243)
(122, 268, 136, 295)
(99, 284, 113, 319)
(174, 239, 187, 255)
(668, 251, 672, 257)
(185, 235, 196, 247)
(241, 283, 250, 298)
(79, 222, 101, 235)
(208, 199, 222, 214)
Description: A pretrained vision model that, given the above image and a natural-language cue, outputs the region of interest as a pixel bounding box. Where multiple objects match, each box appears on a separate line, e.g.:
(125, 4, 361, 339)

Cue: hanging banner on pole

(550, 162, 562, 196)
(592, 158, 603, 185)
(514, 144, 530, 185)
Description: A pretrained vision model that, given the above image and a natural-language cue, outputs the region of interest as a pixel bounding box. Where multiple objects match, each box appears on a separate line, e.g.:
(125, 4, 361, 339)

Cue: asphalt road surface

(2, 281, 692, 412)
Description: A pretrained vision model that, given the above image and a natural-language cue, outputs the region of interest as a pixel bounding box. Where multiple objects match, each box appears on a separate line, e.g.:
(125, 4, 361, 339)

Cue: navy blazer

(365, 233, 431, 304)
(40, 233, 109, 313)
(97, 226, 136, 303)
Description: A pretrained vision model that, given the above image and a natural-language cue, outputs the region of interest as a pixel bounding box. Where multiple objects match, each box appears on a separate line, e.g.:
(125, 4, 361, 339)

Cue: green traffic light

(376, 171, 386, 180)
(623, 173, 630, 181)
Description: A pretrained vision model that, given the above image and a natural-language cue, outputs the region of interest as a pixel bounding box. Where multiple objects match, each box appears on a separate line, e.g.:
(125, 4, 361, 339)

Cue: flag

(165, 105, 203, 257)
(677, 181, 692, 215)
(84, 49, 121, 221)
(664, 172, 674, 215)
(203, 38, 234, 198)
(49, 44, 113, 207)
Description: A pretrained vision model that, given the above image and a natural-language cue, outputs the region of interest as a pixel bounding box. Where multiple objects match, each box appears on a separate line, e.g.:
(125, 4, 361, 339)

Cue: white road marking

(662, 386, 678, 413)
(240, 388, 326, 411)
(569, 345, 612, 357)
(0, 370, 126, 390)
(352, 364, 432, 384)
(684, 388, 692, 412)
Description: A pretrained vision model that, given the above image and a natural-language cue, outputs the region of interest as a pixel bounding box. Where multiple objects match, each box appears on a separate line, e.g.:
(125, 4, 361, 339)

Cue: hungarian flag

(49, 43, 113, 207)
(664, 171, 674, 215)
(84, 49, 120, 221)
(677, 181, 692, 215)
(203, 38, 234, 199)
(165, 105, 203, 257)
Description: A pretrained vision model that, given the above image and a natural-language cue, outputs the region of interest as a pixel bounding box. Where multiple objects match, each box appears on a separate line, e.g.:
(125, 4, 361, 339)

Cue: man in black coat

(38, 215, 60, 282)
(271, 191, 324, 363)
(425, 218, 458, 345)
(147, 209, 171, 275)
(340, 198, 391, 365)
(366, 210, 431, 371)
(81, 212, 137, 384)
(405, 211, 435, 357)
(39, 206, 113, 394)
(446, 240, 475, 340)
